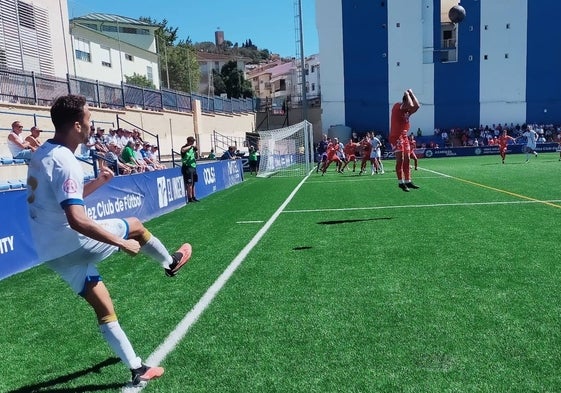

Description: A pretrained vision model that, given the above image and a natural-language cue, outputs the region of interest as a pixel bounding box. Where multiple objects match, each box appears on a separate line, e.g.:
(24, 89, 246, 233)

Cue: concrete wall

(0, 100, 255, 180)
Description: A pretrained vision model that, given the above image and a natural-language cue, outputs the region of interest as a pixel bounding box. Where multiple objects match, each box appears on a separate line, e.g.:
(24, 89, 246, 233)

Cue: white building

(0, 0, 72, 78)
(69, 13, 161, 89)
(316, 0, 561, 136)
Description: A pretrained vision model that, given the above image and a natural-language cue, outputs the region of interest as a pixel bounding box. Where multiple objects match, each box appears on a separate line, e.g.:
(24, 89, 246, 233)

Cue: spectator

(106, 128, 119, 146)
(220, 146, 237, 160)
(144, 144, 166, 170)
(25, 126, 43, 150)
(180, 136, 200, 203)
(121, 141, 144, 172)
(133, 142, 154, 171)
(7, 120, 34, 160)
(105, 143, 132, 175)
(207, 149, 216, 160)
(248, 146, 258, 175)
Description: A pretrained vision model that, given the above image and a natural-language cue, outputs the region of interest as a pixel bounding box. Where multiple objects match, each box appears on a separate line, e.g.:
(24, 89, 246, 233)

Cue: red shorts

(392, 136, 411, 154)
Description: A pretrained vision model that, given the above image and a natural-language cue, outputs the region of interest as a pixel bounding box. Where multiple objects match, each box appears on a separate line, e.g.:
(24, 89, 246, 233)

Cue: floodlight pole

(297, 0, 308, 122)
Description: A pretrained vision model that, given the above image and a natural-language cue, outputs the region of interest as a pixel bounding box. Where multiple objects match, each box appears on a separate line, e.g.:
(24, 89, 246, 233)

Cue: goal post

(256, 121, 314, 178)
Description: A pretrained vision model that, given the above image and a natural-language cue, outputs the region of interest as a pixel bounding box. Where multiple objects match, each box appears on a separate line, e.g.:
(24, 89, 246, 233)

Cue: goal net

(256, 121, 314, 178)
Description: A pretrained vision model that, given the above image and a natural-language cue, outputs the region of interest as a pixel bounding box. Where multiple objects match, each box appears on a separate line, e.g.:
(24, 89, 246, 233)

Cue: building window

(18, 1, 35, 30)
(125, 54, 133, 61)
(100, 46, 111, 67)
(101, 25, 118, 33)
(147, 66, 153, 82)
(74, 37, 91, 62)
(311, 83, 316, 91)
(82, 23, 98, 30)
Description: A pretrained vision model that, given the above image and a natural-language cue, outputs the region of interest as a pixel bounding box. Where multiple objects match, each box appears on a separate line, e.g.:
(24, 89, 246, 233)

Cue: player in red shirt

(389, 89, 420, 192)
(359, 135, 373, 175)
(341, 138, 359, 172)
(320, 138, 343, 175)
(497, 129, 517, 164)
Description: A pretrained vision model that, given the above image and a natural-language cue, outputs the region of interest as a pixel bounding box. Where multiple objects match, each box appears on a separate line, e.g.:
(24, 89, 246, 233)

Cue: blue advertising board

(0, 160, 243, 281)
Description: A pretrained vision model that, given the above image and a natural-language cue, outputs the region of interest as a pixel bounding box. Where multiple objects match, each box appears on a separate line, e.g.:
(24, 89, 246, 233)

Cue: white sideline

(123, 171, 313, 393)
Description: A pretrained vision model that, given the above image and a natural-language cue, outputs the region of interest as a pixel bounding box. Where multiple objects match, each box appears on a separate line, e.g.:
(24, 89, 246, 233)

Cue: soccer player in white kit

(369, 134, 385, 175)
(522, 126, 539, 162)
(26, 94, 192, 387)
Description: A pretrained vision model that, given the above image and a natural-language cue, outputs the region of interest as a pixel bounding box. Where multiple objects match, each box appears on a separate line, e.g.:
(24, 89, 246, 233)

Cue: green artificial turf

(1, 153, 561, 392)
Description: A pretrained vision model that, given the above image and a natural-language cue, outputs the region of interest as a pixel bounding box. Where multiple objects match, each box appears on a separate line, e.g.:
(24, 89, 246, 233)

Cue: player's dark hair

(50, 94, 87, 131)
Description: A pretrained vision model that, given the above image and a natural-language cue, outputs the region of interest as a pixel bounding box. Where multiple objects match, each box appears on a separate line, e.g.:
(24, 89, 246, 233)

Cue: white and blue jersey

(27, 140, 88, 262)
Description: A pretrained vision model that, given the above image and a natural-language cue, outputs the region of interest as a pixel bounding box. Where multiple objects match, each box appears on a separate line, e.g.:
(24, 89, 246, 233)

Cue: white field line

(282, 199, 561, 214)
(236, 220, 265, 224)
(123, 170, 313, 393)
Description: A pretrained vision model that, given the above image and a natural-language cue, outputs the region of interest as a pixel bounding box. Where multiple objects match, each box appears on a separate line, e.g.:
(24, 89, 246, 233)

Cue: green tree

(125, 73, 156, 89)
(167, 42, 200, 93)
(214, 61, 253, 99)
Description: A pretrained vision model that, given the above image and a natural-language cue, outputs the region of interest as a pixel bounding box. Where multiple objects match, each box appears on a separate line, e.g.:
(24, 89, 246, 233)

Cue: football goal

(256, 120, 314, 178)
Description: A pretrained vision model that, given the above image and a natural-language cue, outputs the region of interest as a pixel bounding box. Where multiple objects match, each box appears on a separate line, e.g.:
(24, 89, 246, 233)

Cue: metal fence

(0, 68, 256, 114)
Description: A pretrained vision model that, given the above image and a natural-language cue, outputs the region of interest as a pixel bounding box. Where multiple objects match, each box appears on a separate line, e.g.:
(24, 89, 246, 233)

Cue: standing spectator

(7, 120, 34, 160)
(25, 126, 43, 150)
(248, 145, 258, 175)
(441, 129, 449, 146)
(389, 89, 420, 192)
(181, 136, 200, 203)
(26, 94, 191, 386)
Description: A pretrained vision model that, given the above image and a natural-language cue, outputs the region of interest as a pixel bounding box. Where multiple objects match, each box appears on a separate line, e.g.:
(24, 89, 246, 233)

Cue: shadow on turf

(318, 217, 393, 225)
(7, 357, 123, 393)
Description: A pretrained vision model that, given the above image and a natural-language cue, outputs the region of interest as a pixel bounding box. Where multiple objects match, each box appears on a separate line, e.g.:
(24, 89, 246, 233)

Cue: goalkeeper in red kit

(389, 89, 420, 192)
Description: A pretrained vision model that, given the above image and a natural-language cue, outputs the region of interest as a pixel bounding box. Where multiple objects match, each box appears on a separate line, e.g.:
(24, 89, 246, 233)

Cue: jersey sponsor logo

(62, 178, 78, 194)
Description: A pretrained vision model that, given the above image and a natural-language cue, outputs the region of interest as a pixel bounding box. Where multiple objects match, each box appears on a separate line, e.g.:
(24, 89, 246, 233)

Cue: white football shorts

(46, 218, 129, 295)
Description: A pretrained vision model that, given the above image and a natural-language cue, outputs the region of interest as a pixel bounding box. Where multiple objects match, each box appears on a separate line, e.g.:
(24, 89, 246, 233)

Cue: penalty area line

(122, 170, 313, 393)
(419, 166, 561, 210)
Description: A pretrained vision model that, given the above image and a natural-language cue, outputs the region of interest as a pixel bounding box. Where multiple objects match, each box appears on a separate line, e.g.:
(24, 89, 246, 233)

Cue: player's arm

(406, 89, 420, 114)
(83, 167, 114, 197)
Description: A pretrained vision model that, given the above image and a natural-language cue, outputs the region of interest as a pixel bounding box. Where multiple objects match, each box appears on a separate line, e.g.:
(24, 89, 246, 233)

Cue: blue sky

(67, 0, 318, 58)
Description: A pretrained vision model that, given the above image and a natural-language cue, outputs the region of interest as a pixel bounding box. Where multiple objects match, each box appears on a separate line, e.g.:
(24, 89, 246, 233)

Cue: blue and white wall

(316, 0, 561, 136)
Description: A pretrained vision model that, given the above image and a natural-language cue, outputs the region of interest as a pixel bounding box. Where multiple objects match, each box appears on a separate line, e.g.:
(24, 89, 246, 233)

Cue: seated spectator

(220, 146, 238, 160)
(25, 126, 42, 150)
(133, 141, 154, 171)
(105, 143, 132, 175)
(8, 121, 34, 160)
(121, 140, 144, 172)
(207, 149, 216, 160)
(141, 142, 166, 170)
